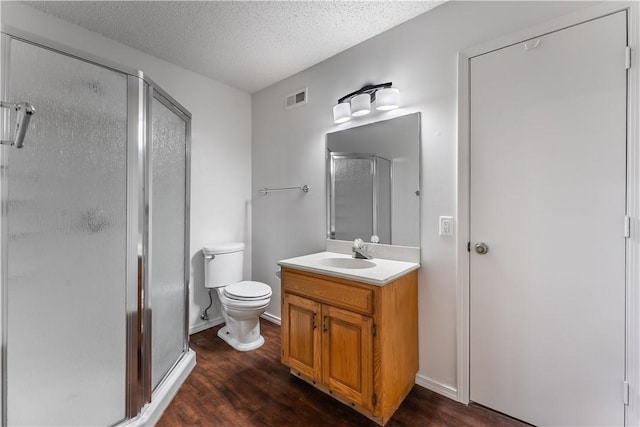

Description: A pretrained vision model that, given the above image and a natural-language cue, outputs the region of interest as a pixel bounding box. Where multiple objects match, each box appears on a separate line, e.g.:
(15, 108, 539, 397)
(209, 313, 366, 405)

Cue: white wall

(1, 2, 252, 333)
(251, 1, 599, 396)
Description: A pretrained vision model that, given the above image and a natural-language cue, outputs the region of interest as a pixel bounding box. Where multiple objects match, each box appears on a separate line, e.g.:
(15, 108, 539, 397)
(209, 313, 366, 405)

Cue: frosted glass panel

(151, 96, 186, 389)
(6, 40, 127, 425)
(333, 157, 373, 241)
(376, 157, 391, 244)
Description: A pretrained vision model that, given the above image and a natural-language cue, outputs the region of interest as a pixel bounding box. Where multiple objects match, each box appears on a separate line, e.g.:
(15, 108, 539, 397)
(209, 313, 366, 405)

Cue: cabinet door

(322, 305, 374, 409)
(282, 293, 321, 381)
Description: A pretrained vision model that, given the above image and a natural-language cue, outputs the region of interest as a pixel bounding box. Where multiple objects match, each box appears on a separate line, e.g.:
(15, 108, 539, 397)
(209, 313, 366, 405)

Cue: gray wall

(252, 0, 597, 395)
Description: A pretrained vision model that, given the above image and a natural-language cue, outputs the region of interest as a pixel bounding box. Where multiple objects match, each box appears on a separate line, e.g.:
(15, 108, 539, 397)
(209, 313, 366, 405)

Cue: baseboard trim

(261, 312, 281, 325)
(415, 373, 458, 401)
(189, 317, 224, 335)
(118, 349, 196, 427)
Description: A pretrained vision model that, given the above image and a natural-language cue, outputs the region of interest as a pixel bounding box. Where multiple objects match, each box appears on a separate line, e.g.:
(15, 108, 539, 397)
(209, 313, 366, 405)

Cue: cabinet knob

(323, 315, 328, 333)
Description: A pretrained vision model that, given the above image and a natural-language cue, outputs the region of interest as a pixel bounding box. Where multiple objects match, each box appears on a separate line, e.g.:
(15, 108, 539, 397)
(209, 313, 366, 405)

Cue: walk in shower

(0, 30, 192, 426)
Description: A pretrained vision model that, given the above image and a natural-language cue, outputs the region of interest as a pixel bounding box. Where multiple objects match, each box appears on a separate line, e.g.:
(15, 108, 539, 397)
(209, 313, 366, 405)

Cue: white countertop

(277, 251, 420, 286)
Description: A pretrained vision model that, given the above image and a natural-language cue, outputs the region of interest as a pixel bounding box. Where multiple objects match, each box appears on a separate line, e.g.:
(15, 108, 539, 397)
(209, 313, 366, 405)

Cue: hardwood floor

(158, 320, 526, 427)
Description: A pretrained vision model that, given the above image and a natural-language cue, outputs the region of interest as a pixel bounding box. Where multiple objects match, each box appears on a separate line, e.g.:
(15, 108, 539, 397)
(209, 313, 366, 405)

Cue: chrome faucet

(352, 238, 373, 260)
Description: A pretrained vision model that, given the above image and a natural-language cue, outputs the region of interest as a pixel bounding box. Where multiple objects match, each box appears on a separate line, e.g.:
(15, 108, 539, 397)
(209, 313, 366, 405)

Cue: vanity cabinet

(280, 267, 418, 425)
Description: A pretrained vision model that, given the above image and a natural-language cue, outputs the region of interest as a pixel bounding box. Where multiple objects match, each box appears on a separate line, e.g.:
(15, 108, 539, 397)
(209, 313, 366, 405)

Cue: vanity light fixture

(332, 82, 399, 123)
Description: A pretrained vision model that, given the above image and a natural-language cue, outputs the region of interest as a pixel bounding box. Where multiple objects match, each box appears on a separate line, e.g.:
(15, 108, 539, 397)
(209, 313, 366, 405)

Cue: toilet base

(217, 325, 265, 351)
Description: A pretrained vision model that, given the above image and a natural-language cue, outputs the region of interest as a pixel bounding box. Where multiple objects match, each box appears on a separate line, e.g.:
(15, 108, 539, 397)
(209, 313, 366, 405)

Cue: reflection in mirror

(330, 154, 391, 243)
(326, 113, 420, 248)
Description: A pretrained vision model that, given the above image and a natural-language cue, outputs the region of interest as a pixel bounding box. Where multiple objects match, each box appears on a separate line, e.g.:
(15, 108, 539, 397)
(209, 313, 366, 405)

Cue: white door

(470, 12, 627, 426)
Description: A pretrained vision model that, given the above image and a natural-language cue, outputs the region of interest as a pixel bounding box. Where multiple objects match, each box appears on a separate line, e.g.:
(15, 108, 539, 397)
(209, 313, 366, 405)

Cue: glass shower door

(330, 154, 392, 244)
(150, 94, 188, 390)
(375, 157, 391, 244)
(3, 39, 128, 426)
(331, 155, 374, 241)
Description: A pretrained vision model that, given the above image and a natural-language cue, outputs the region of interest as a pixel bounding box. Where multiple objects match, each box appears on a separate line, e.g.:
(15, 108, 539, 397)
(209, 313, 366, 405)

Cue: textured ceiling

(23, 1, 445, 93)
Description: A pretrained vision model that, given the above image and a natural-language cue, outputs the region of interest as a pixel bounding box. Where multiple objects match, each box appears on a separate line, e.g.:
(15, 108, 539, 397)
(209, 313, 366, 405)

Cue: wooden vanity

(280, 264, 418, 425)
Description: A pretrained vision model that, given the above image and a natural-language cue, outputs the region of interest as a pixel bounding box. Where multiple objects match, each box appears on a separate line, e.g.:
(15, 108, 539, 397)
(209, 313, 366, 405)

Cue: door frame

(455, 2, 640, 425)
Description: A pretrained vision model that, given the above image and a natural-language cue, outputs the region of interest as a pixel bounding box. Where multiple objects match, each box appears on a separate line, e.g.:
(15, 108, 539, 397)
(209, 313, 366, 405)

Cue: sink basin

(316, 257, 376, 269)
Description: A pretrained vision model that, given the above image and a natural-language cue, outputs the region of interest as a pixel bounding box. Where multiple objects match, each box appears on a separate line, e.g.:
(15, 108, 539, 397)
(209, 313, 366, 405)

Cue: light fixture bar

(336, 82, 392, 105)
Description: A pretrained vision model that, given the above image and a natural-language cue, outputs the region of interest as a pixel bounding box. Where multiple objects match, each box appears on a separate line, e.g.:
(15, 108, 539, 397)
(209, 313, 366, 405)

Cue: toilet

(202, 243, 272, 351)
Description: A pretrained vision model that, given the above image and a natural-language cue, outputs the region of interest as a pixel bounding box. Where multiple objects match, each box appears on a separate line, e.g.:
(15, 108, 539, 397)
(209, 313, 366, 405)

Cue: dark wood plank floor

(158, 320, 526, 427)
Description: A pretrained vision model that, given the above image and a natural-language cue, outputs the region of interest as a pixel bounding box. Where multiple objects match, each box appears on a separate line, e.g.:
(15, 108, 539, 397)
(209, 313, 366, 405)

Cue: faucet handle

(353, 238, 364, 250)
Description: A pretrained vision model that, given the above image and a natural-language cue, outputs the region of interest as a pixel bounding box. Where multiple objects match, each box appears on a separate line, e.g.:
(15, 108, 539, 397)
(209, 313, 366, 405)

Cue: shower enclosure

(0, 30, 192, 426)
(329, 153, 392, 244)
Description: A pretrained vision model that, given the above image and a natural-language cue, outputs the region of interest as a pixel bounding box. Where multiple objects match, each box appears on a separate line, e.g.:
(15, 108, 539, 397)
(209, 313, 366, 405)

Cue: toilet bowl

(203, 244, 272, 351)
(216, 281, 272, 350)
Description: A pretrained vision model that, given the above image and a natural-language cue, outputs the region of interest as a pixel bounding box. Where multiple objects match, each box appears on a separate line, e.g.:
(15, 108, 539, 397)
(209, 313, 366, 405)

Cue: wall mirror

(326, 112, 420, 247)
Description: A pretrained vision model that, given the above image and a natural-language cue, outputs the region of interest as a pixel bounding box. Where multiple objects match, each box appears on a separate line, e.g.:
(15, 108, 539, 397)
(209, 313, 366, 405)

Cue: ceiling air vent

(285, 88, 308, 110)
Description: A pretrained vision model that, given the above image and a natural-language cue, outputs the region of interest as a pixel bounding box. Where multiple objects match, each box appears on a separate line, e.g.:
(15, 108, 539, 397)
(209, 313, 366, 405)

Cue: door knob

(475, 242, 489, 254)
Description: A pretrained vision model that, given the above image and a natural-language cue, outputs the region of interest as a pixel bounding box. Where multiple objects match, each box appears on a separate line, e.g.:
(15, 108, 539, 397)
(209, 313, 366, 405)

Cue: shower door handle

(1, 101, 36, 148)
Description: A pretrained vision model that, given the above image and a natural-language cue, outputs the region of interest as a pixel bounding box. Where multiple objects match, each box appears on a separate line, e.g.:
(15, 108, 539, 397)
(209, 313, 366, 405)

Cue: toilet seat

(223, 281, 272, 301)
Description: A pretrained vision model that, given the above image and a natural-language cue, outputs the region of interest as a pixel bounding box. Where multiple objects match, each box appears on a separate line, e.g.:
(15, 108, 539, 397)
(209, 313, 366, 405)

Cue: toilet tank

(202, 242, 245, 288)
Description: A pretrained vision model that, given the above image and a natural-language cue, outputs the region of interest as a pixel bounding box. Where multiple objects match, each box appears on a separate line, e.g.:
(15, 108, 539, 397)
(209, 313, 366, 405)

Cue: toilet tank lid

(203, 242, 245, 255)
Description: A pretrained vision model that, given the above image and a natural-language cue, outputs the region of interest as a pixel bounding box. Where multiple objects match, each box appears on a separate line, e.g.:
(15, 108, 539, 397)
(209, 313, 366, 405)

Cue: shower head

(14, 102, 35, 149)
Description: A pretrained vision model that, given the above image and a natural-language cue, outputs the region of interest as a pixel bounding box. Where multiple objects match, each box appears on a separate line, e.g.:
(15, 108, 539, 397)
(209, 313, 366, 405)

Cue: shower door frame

(0, 32, 10, 427)
(0, 27, 192, 426)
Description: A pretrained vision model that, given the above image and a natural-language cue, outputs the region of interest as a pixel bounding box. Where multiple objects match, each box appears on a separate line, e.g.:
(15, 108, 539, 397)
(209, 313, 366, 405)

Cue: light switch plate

(439, 216, 454, 236)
